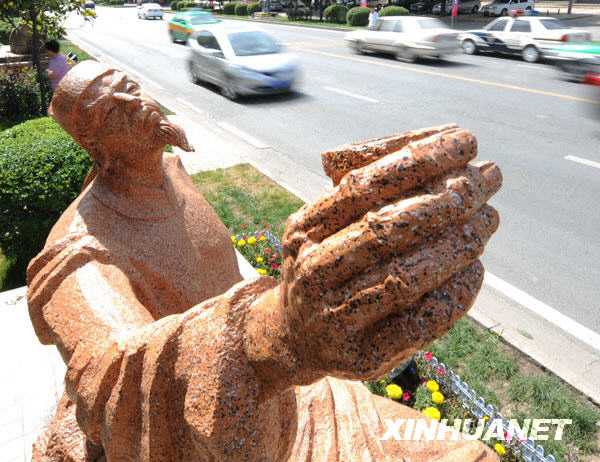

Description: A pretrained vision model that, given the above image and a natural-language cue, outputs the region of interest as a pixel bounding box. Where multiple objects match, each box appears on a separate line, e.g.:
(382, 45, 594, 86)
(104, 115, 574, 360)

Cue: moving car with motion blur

(138, 3, 163, 20)
(480, 0, 534, 16)
(551, 41, 600, 82)
(168, 11, 221, 43)
(460, 17, 591, 62)
(432, 0, 480, 15)
(187, 25, 299, 100)
(345, 16, 460, 63)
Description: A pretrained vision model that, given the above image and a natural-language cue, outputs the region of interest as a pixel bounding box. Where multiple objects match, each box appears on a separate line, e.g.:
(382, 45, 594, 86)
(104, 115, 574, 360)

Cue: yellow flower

(259, 235, 267, 241)
(426, 380, 440, 393)
(494, 443, 506, 456)
(256, 256, 264, 264)
(248, 236, 257, 245)
(237, 239, 246, 247)
(422, 407, 441, 421)
(257, 268, 268, 276)
(431, 391, 445, 405)
(231, 235, 237, 243)
(483, 416, 490, 423)
(385, 384, 403, 400)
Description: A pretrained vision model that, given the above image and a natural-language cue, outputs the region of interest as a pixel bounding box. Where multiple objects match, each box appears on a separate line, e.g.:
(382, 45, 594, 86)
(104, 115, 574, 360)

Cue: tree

(0, 0, 92, 109)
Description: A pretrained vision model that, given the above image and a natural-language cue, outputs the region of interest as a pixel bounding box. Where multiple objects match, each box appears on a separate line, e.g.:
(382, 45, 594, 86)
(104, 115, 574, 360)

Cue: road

(66, 7, 600, 335)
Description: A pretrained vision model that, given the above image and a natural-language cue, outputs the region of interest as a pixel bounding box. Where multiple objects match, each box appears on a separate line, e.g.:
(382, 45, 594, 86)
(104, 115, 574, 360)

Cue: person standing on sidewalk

(368, 4, 380, 30)
(45, 40, 71, 90)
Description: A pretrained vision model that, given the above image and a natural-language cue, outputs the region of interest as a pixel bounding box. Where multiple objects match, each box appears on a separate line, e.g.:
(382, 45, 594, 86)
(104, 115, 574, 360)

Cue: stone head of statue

(49, 61, 193, 175)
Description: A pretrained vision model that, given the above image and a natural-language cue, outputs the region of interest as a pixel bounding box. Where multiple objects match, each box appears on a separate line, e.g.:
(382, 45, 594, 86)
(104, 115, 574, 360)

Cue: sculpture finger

(296, 205, 497, 330)
(351, 261, 484, 380)
(284, 128, 478, 258)
(321, 124, 458, 186)
(294, 163, 501, 290)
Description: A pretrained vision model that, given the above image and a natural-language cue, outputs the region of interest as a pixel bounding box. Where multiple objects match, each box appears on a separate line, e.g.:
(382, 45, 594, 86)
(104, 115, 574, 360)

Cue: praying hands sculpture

(28, 61, 501, 462)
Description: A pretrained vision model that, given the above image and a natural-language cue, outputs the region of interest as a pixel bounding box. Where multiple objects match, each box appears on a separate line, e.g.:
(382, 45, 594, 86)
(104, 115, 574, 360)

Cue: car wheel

(500, 8, 507, 15)
(353, 40, 366, 54)
(526, 5, 532, 10)
(462, 39, 478, 55)
(522, 45, 540, 63)
(221, 78, 238, 100)
(170, 31, 177, 43)
(396, 46, 417, 63)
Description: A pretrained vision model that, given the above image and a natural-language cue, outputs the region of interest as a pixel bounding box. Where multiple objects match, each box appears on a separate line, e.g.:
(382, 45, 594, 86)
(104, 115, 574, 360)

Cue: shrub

(0, 117, 92, 286)
(235, 2, 248, 15)
(0, 20, 13, 45)
(170, 1, 179, 9)
(223, 2, 237, 13)
(0, 69, 51, 123)
(324, 4, 347, 23)
(287, 6, 310, 20)
(379, 5, 409, 16)
(248, 1, 261, 14)
(346, 6, 369, 25)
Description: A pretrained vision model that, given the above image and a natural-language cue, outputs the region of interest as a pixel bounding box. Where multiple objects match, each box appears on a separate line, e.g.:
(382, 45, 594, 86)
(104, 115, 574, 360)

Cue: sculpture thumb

(158, 119, 195, 153)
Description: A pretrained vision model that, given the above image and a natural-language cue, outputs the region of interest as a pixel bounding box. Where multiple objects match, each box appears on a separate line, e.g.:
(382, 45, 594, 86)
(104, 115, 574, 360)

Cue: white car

(345, 16, 460, 63)
(480, 0, 533, 16)
(460, 17, 591, 62)
(188, 25, 299, 100)
(433, 0, 481, 15)
(138, 3, 164, 20)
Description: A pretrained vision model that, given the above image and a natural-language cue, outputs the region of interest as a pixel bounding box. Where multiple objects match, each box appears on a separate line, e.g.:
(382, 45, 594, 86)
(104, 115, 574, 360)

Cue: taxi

(168, 10, 221, 43)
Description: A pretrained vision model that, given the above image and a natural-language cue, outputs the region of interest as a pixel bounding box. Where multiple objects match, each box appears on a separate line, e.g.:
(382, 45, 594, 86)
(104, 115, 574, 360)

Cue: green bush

(0, 20, 13, 45)
(170, 1, 180, 9)
(346, 6, 369, 26)
(287, 6, 310, 20)
(223, 2, 237, 13)
(324, 4, 347, 23)
(235, 2, 248, 15)
(379, 5, 409, 16)
(0, 69, 51, 124)
(0, 117, 92, 286)
(248, 1, 261, 14)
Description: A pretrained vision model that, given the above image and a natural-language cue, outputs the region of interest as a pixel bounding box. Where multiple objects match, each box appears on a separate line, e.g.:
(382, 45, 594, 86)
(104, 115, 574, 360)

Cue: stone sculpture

(28, 60, 502, 462)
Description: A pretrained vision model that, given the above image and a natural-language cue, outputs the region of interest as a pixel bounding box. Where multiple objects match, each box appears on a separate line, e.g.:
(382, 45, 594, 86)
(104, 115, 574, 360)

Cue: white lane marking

(564, 155, 600, 170)
(485, 272, 600, 351)
(176, 98, 205, 116)
(216, 121, 270, 149)
(323, 86, 379, 103)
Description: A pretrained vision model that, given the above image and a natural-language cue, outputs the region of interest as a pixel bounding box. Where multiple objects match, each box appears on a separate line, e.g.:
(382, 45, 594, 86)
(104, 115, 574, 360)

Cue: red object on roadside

(451, 4, 458, 16)
(585, 73, 600, 86)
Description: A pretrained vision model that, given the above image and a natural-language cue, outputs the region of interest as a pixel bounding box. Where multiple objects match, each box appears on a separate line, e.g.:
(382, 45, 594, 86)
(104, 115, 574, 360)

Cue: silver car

(432, 0, 481, 15)
(187, 25, 299, 100)
(345, 16, 460, 62)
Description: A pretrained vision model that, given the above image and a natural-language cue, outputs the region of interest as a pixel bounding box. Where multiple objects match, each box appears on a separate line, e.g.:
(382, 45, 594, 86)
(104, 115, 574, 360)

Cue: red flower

(424, 352, 433, 362)
(402, 391, 411, 402)
(271, 263, 279, 270)
(264, 248, 272, 255)
(436, 366, 446, 376)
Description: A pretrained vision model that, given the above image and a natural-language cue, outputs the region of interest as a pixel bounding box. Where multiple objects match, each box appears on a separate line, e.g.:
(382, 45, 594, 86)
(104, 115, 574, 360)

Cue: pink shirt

(48, 54, 71, 89)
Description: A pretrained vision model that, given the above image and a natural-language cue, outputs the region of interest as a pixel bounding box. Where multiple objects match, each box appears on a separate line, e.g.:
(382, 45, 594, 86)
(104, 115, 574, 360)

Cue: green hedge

(0, 117, 91, 287)
(248, 1, 261, 14)
(0, 69, 51, 124)
(0, 20, 12, 45)
(223, 2, 237, 14)
(171, 1, 180, 9)
(379, 5, 409, 16)
(287, 6, 311, 20)
(235, 2, 248, 15)
(324, 4, 347, 23)
(346, 6, 369, 26)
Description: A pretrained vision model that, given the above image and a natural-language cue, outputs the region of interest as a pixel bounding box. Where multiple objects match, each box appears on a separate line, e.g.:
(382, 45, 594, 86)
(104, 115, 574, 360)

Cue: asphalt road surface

(67, 7, 600, 335)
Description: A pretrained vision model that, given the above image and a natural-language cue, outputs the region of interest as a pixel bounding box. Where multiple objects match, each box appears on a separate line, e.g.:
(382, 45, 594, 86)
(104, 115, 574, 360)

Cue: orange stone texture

(27, 60, 502, 462)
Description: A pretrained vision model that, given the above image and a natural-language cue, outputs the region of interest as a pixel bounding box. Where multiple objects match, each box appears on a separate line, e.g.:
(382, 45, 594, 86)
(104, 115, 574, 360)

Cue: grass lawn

(191, 162, 600, 462)
(192, 163, 304, 239)
(59, 39, 93, 63)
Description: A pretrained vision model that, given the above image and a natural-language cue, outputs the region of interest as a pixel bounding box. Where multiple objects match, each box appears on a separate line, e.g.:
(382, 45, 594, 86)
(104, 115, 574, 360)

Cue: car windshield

(540, 19, 568, 30)
(189, 14, 219, 25)
(416, 18, 446, 29)
(228, 31, 280, 56)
